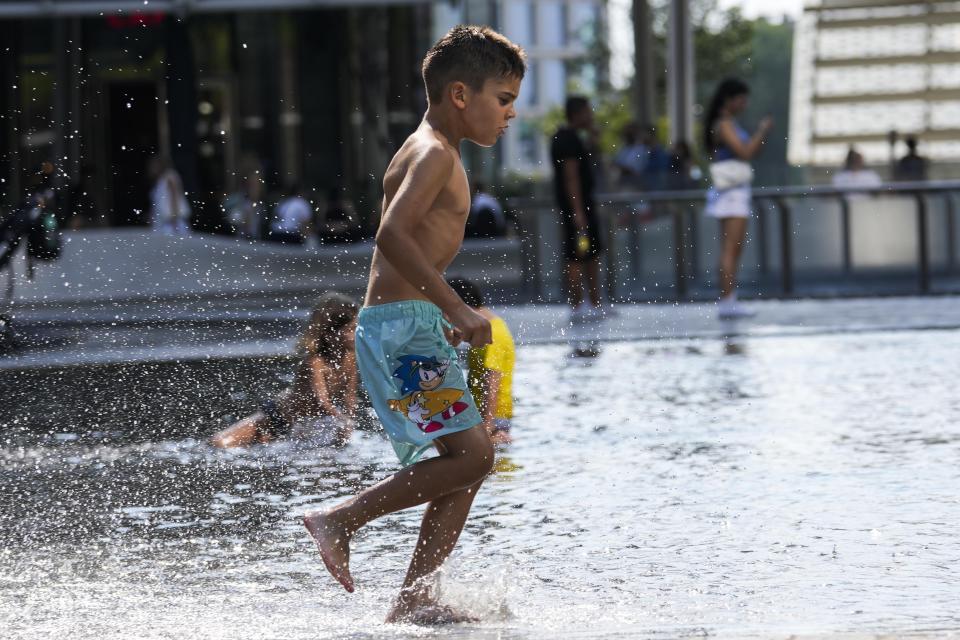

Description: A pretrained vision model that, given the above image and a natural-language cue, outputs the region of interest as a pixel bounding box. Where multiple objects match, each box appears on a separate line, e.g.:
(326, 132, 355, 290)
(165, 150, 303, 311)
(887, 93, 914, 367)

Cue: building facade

(433, 0, 608, 182)
(0, 0, 433, 230)
(789, 0, 960, 174)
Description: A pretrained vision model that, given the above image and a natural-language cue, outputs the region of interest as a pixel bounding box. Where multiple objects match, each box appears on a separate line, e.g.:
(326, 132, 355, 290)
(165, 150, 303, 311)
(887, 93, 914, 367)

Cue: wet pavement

(2, 318, 959, 639)
(2, 295, 960, 369)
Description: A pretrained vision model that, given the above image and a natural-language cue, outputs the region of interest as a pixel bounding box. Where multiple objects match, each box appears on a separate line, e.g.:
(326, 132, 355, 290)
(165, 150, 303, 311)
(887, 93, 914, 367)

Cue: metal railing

(510, 180, 960, 302)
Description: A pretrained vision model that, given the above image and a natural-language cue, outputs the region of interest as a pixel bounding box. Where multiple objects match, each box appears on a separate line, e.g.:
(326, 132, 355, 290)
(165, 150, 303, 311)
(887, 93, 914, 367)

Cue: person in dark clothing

(894, 136, 929, 182)
(643, 125, 670, 192)
(551, 95, 608, 322)
(666, 140, 698, 190)
(210, 292, 359, 448)
(67, 164, 101, 229)
(465, 182, 507, 238)
(318, 185, 365, 244)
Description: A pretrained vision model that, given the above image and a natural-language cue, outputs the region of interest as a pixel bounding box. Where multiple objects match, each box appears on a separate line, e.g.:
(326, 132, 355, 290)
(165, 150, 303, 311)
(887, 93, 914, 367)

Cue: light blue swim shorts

(355, 300, 483, 466)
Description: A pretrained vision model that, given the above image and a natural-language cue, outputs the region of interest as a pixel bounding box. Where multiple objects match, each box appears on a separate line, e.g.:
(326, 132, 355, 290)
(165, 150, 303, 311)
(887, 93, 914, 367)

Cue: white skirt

(705, 185, 751, 218)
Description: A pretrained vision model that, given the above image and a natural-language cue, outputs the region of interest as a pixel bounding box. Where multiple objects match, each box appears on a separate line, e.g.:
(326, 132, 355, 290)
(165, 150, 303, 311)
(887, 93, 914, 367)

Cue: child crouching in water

(447, 277, 515, 445)
(210, 291, 359, 448)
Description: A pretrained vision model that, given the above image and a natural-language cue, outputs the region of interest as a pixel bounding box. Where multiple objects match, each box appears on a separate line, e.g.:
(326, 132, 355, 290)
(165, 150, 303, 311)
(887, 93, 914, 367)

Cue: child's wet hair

(422, 25, 526, 104)
(298, 291, 359, 360)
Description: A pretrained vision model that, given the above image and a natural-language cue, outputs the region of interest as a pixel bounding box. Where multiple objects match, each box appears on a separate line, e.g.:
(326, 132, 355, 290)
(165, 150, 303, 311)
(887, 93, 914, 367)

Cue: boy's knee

(452, 428, 495, 482)
(467, 433, 496, 480)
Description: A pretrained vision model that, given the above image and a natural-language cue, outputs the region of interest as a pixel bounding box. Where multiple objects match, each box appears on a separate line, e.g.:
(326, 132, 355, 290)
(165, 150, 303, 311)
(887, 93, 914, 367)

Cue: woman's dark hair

(298, 291, 359, 360)
(447, 277, 484, 308)
(703, 77, 750, 157)
(843, 147, 858, 170)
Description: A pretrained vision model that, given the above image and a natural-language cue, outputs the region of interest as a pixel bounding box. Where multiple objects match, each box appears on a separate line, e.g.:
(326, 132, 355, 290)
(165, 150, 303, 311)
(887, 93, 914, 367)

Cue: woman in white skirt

(704, 78, 772, 319)
(147, 155, 192, 235)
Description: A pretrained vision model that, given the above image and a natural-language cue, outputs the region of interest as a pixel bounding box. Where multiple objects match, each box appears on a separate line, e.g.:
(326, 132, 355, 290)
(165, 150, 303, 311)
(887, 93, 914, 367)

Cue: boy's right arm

(376, 145, 492, 346)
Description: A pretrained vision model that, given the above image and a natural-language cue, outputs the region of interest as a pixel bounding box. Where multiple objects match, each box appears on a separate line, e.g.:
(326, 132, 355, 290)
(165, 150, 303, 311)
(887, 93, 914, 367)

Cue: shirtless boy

(302, 26, 525, 624)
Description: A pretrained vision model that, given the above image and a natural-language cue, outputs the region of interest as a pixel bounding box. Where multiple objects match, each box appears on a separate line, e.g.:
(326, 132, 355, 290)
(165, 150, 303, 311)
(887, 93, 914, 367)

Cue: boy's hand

(443, 323, 463, 347)
(448, 305, 492, 347)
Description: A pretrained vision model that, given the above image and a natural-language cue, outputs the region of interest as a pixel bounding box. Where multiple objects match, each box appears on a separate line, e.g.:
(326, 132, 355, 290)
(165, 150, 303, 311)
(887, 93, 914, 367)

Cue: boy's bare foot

(303, 510, 354, 593)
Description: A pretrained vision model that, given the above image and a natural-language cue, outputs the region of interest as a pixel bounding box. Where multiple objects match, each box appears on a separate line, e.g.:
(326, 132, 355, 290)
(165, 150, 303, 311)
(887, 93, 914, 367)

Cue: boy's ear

(449, 81, 468, 110)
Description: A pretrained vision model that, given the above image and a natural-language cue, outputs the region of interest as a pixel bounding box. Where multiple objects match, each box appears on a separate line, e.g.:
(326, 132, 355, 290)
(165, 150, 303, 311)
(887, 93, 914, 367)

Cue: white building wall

(432, 0, 606, 178)
(789, 0, 960, 168)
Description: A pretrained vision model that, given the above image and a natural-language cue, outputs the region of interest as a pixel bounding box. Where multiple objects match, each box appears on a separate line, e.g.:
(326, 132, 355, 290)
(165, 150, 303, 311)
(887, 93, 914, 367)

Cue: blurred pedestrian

(28, 160, 57, 212)
(613, 122, 648, 191)
(210, 292, 359, 448)
(551, 95, 608, 323)
(317, 185, 364, 244)
(667, 140, 699, 190)
(147, 155, 192, 235)
(465, 182, 507, 238)
(643, 125, 670, 192)
(268, 181, 313, 245)
(833, 148, 882, 192)
(703, 77, 772, 320)
(66, 164, 101, 229)
(224, 155, 265, 240)
(893, 136, 928, 182)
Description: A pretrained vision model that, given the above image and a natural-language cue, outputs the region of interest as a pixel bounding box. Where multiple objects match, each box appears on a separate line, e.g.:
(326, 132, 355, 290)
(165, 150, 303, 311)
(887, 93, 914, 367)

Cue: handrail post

(775, 197, 794, 296)
(757, 197, 769, 276)
(630, 203, 642, 288)
(688, 199, 699, 280)
(604, 204, 618, 302)
(916, 192, 930, 293)
(672, 203, 688, 300)
(516, 200, 543, 302)
(838, 194, 852, 274)
(946, 192, 956, 272)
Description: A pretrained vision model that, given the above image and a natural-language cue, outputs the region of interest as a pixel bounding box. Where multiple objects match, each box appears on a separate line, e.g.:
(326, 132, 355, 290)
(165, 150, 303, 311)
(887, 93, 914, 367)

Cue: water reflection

(723, 335, 747, 356)
(2, 331, 959, 638)
(570, 340, 602, 358)
(567, 320, 603, 358)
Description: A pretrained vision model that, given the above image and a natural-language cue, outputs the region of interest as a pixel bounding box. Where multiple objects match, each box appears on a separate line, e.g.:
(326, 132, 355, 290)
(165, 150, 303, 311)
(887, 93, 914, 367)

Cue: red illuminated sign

(106, 12, 165, 29)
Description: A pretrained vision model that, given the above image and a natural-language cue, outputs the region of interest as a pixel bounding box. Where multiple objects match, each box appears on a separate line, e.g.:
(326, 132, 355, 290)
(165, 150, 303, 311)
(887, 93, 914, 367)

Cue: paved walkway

(3, 295, 958, 370)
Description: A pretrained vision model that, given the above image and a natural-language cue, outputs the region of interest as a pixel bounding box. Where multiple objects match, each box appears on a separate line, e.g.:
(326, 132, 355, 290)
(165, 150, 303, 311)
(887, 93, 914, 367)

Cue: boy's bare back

(364, 123, 471, 307)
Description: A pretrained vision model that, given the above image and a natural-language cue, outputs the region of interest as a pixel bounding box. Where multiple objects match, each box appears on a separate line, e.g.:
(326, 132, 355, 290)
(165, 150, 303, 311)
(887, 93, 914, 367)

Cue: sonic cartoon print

(388, 355, 470, 433)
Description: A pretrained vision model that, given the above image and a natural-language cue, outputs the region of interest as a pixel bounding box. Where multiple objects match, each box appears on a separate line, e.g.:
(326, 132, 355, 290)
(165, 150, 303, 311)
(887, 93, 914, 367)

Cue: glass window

(522, 60, 539, 107)
(539, 1, 564, 48)
(518, 119, 540, 166)
(503, 1, 535, 48)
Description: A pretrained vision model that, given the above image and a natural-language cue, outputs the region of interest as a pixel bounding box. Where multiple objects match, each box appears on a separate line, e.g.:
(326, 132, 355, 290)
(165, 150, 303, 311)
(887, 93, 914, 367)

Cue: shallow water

(2, 329, 959, 639)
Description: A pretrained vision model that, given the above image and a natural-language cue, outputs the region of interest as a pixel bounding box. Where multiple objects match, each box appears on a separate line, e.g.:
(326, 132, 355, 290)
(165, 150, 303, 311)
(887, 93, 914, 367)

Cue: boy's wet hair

(422, 25, 526, 104)
(447, 276, 484, 308)
(299, 291, 359, 360)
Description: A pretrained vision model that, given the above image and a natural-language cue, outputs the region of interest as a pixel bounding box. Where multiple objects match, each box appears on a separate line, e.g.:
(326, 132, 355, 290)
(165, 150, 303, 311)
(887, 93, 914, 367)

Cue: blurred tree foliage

(534, 1, 799, 185)
(651, 0, 797, 184)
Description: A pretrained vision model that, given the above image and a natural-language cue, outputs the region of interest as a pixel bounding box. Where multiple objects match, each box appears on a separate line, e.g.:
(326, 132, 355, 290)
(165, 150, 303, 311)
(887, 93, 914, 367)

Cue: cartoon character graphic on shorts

(388, 355, 470, 433)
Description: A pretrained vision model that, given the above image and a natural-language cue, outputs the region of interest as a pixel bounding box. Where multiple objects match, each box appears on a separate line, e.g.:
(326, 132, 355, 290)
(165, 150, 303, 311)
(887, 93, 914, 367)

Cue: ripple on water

(1, 330, 959, 638)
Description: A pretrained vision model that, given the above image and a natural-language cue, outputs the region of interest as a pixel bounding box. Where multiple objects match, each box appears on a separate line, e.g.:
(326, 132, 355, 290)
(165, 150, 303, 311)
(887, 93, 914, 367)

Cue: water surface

(2, 329, 958, 638)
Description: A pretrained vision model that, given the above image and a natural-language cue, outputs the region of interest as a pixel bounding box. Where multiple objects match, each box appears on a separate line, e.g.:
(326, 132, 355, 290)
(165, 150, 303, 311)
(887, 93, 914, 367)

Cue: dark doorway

(107, 82, 159, 226)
